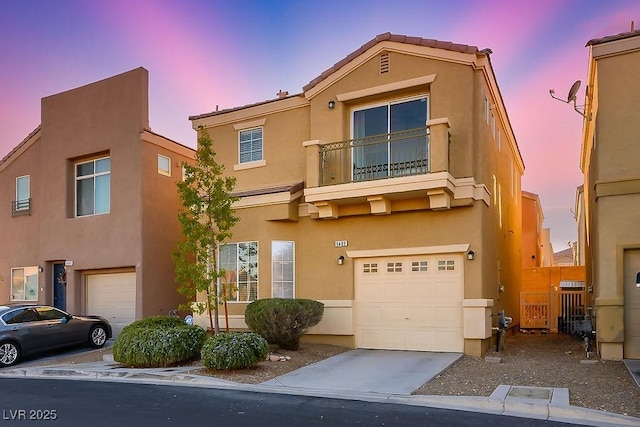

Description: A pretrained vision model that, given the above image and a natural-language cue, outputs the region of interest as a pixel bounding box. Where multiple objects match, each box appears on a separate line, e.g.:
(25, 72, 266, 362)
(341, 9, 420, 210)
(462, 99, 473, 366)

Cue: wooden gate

(520, 292, 550, 328)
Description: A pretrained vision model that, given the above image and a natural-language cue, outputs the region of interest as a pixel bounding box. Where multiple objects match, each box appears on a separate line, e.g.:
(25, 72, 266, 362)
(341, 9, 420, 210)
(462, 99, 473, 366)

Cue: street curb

(1, 367, 639, 426)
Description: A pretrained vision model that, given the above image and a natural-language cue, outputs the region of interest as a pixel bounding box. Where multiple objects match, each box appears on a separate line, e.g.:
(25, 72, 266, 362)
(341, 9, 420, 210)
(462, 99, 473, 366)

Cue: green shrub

(245, 298, 324, 350)
(113, 316, 206, 368)
(201, 332, 269, 370)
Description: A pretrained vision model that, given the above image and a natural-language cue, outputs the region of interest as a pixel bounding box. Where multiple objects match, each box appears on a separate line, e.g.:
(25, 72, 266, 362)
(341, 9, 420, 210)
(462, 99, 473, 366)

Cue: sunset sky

(1, 0, 639, 251)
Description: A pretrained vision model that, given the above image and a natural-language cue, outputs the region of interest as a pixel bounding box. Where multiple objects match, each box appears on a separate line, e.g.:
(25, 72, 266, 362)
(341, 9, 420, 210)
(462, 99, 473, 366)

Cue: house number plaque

(334, 240, 348, 248)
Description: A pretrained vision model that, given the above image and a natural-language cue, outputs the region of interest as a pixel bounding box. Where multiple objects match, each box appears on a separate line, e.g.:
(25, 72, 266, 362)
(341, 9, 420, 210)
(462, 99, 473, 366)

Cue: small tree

(173, 127, 239, 334)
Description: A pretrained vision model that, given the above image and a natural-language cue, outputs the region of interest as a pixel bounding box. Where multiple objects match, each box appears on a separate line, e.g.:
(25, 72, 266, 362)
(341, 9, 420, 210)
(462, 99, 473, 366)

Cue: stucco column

(427, 118, 450, 173)
(595, 297, 624, 360)
(303, 139, 321, 188)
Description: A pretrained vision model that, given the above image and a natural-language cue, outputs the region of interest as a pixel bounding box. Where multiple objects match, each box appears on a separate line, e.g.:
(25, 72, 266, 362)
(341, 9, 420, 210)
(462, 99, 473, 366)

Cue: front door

(53, 263, 66, 311)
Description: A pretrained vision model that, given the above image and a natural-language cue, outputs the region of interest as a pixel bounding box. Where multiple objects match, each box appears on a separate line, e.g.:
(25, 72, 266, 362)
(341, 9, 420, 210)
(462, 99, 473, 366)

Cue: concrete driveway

(262, 349, 462, 395)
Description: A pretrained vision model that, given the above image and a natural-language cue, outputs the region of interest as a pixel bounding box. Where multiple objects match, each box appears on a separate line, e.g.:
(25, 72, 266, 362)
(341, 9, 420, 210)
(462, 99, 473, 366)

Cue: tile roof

(190, 33, 487, 121)
(586, 29, 640, 46)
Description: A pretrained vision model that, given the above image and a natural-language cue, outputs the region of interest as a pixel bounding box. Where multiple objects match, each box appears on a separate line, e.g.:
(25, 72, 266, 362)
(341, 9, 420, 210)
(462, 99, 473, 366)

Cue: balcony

(11, 198, 31, 217)
(319, 126, 431, 186)
(304, 118, 489, 218)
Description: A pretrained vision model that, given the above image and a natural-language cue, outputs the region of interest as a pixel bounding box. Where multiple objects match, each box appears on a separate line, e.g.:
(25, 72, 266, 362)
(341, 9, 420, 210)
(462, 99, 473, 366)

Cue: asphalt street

(0, 378, 573, 427)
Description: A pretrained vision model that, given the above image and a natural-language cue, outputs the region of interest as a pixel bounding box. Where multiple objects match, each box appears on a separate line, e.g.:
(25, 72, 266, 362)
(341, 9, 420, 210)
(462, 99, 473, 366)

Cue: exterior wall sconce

(337, 255, 345, 265)
(498, 285, 505, 293)
(38, 266, 44, 273)
(467, 250, 475, 260)
(328, 100, 336, 109)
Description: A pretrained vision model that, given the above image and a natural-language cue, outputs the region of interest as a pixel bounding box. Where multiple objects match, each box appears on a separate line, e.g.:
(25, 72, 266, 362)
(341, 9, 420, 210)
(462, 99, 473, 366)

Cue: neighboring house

(553, 247, 575, 267)
(580, 28, 640, 360)
(521, 191, 546, 267)
(190, 33, 525, 356)
(0, 68, 195, 335)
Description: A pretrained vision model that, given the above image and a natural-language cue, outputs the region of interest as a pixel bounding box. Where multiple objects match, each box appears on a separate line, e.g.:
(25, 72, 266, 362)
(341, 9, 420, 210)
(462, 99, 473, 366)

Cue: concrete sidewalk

(1, 350, 639, 427)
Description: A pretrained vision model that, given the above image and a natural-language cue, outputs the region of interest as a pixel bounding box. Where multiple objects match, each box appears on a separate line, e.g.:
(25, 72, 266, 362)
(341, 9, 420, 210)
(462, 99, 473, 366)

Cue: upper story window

(12, 175, 31, 216)
(352, 96, 428, 181)
(484, 96, 489, 124)
(239, 127, 263, 164)
(76, 156, 110, 217)
(158, 154, 171, 176)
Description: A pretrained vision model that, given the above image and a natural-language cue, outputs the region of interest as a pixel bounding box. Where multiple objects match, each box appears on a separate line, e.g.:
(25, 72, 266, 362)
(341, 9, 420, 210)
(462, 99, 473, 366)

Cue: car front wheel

(89, 325, 108, 348)
(0, 341, 20, 367)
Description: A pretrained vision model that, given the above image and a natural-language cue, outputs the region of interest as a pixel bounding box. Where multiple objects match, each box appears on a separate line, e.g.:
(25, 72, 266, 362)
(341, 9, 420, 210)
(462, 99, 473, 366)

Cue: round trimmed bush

(245, 298, 324, 350)
(201, 332, 269, 370)
(113, 316, 206, 368)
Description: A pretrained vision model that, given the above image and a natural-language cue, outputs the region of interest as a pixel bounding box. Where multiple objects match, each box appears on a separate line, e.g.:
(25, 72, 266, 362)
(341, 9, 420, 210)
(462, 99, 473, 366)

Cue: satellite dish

(567, 80, 581, 103)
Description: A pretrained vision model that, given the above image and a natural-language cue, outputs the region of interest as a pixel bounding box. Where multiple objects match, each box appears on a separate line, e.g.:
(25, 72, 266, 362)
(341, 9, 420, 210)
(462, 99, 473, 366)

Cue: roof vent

(380, 53, 390, 74)
(277, 90, 289, 99)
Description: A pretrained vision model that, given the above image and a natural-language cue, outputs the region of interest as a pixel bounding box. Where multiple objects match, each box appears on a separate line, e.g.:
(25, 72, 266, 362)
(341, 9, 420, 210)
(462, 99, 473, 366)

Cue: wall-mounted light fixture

(337, 255, 345, 265)
(498, 285, 505, 293)
(38, 266, 44, 273)
(328, 100, 336, 109)
(467, 250, 475, 261)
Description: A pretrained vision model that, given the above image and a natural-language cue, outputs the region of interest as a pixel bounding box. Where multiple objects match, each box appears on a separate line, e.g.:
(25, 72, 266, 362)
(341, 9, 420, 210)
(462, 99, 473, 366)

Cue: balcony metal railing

(11, 198, 31, 217)
(319, 127, 430, 186)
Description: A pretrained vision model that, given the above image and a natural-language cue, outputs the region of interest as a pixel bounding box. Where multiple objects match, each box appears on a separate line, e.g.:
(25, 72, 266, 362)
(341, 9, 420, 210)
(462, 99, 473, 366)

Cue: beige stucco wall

(582, 35, 640, 359)
(192, 40, 523, 355)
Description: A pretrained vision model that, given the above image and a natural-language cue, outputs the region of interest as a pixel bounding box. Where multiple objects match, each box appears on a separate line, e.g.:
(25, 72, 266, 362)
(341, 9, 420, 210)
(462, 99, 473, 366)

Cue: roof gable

(303, 32, 485, 93)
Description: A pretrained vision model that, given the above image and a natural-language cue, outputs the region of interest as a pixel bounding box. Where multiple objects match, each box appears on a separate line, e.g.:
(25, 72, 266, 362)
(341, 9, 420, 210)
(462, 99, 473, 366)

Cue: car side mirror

(61, 315, 71, 324)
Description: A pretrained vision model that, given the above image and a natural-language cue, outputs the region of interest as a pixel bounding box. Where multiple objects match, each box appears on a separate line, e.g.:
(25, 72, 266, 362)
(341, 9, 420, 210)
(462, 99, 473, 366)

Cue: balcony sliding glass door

(352, 96, 428, 181)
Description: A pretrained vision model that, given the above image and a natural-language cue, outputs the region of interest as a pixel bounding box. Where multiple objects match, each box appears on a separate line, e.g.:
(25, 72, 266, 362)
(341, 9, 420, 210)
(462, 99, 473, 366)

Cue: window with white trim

(363, 263, 378, 273)
(15, 175, 30, 211)
(76, 156, 110, 217)
(272, 241, 294, 298)
(11, 266, 38, 301)
(437, 260, 456, 271)
(411, 261, 428, 272)
(239, 127, 263, 164)
(387, 262, 402, 272)
(484, 96, 489, 124)
(219, 241, 258, 302)
(158, 154, 171, 176)
(491, 112, 496, 137)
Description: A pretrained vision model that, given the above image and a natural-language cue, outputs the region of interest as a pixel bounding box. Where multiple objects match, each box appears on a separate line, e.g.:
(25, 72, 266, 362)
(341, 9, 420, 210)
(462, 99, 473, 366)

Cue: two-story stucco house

(190, 33, 524, 356)
(580, 29, 640, 360)
(0, 67, 195, 334)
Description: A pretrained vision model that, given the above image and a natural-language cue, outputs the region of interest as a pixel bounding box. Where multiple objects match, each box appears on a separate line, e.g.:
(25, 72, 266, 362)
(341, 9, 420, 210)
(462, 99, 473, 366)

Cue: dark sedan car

(0, 304, 112, 367)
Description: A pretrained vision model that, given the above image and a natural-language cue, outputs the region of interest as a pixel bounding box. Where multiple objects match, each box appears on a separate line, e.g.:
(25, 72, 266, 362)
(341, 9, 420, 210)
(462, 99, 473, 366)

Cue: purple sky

(1, 0, 639, 251)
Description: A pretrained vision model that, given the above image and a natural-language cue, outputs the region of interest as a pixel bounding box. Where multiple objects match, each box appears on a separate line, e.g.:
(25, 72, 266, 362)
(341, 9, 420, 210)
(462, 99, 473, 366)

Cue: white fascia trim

(336, 74, 436, 102)
(347, 244, 470, 259)
(233, 189, 303, 209)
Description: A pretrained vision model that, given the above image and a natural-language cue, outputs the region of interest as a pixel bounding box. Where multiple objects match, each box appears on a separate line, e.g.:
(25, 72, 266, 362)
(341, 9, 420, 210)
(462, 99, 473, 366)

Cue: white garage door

(355, 254, 464, 352)
(86, 272, 136, 332)
(624, 249, 640, 359)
